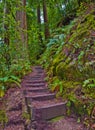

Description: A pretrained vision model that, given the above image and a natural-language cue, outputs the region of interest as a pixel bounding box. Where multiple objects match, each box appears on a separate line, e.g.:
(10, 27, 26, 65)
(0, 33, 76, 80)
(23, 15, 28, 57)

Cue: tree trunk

(4, 1, 9, 45)
(37, 4, 43, 43)
(43, 0, 50, 39)
(4, 1, 11, 69)
(16, 0, 28, 60)
(37, 4, 41, 24)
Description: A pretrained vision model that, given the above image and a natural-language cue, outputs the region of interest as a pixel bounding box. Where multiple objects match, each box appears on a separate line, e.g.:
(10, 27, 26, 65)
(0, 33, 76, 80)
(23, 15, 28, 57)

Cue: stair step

(25, 91, 51, 96)
(31, 98, 65, 108)
(27, 79, 44, 82)
(31, 76, 42, 78)
(23, 87, 48, 92)
(26, 82, 46, 85)
(25, 83, 46, 87)
(24, 85, 45, 89)
(25, 80, 46, 84)
(25, 93, 56, 101)
(30, 101, 67, 120)
(34, 66, 43, 70)
(36, 70, 44, 73)
(30, 78, 43, 80)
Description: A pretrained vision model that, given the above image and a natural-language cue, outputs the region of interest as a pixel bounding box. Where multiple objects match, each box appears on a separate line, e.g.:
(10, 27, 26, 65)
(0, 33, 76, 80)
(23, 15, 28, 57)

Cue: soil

(47, 116, 87, 130)
(0, 87, 25, 130)
(0, 66, 91, 130)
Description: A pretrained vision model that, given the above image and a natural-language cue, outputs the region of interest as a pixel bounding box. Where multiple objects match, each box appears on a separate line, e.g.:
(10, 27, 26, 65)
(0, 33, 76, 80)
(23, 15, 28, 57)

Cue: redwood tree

(4, 1, 10, 69)
(37, 3, 43, 43)
(16, 0, 28, 60)
(43, 0, 50, 39)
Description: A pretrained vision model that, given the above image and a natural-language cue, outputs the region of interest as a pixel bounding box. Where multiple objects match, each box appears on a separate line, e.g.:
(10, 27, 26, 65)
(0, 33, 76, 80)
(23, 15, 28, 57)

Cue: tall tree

(4, 2, 9, 46)
(4, 0, 11, 69)
(37, 3, 43, 43)
(43, 0, 50, 39)
(16, 0, 28, 60)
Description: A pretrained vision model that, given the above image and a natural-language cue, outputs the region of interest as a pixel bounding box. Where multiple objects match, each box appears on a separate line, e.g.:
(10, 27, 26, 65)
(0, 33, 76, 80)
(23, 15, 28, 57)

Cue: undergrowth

(0, 45, 31, 98)
(0, 110, 8, 127)
(40, 2, 95, 120)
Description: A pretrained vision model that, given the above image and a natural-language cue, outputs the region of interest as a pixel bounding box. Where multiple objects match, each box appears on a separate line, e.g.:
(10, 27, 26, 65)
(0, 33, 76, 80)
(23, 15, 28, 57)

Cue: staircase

(22, 66, 67, 129)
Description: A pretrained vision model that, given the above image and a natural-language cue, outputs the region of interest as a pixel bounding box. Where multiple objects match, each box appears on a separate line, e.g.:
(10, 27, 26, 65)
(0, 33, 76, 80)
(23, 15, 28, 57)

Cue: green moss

(41, 3, 95, 117)
(49, 116, 64, 123)
(0, 110, 8, 126)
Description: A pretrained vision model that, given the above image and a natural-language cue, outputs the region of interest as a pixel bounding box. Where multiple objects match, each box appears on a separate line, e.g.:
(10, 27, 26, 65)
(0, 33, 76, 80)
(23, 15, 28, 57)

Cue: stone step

(30, 78, 43, 80)
(31, 76, 43, 78)
(34, 66, 43, 70)
(30, 101, 67, 120)
(23, 87, 48, 92)
(34, 70, 44, 73)
(26, 82, 46, 85)
(25, 83, 46, 87)
(26, 78, 44, 81)
(36, 70, 44, 73)
(25, 80, 46, 84)
(25, 93, 56, 101)
(24, 85, 45, 89)
(25, 91, 52, 96)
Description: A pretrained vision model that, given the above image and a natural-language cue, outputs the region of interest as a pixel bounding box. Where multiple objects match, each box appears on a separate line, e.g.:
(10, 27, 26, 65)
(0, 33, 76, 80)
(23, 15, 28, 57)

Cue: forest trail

(2, 66, 86, 130)
(22, 66, 86, 130)
(22, 66, 67, 129)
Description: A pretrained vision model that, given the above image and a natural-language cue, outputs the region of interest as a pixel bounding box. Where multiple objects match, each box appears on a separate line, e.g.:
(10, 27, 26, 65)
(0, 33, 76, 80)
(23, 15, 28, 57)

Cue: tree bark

(43, 0, 50, 39)
(37, 4, 41, 24)
(4, 1, 9, 45)
(4, 1, 11, 69)
(16, 0, 28, 60)
(37, 4, 43, 43)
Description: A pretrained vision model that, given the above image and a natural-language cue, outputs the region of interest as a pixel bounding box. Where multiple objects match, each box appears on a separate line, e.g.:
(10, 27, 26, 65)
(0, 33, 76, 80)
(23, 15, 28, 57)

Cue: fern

(7, 79, 21, 88)
(83, 78, 95, 88)
(51, 78, 63, 94)
(0, 75, 21, 97)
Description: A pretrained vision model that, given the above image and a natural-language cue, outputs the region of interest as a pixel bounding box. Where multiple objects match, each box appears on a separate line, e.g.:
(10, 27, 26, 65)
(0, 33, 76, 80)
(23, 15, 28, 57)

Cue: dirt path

(0, 66, 87, 130)
(0, 87, 25, 130)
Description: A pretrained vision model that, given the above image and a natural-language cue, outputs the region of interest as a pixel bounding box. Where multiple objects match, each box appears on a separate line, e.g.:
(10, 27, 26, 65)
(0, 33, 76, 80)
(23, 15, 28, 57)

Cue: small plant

(22, 112, 30, 120)
(22, 112, 30, 125)
(83, 78, 95, 89)
(0, 110, 8, 127)
(0, 86, 5, 97)
(51, 77, 63, 94)
(0, 75, 21, 97)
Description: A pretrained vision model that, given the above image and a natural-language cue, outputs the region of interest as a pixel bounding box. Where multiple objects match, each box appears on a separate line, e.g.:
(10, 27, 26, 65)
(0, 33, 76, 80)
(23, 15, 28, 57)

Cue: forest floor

(0, 66, 90, 130)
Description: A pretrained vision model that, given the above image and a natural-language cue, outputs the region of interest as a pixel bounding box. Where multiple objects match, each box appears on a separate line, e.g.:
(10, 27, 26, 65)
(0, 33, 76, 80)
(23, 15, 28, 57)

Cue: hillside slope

(40, 3, 95, 121)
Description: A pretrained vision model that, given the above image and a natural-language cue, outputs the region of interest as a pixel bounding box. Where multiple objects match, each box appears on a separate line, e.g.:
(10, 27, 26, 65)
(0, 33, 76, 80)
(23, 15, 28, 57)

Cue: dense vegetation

(0, 0, 95, 126)
(40, 2, 95, 118)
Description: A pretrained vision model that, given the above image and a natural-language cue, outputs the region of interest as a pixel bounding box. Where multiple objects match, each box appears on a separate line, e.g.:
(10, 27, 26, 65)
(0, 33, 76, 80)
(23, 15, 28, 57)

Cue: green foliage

(50, 77, 63, 94)
(83, 78, 95, 88)
(27, 17, 44, 62)
(50, 116, 64, 122)
(40, 2, 95, 117)
(22, 112, 30, 120)
(0, 86, 5, 97)
(40, 25, 72, 69)
(0, 44, 31, 97)
(0, 42, 31, 97)
(54, 3, 95, 82)
(0, 110, 8, 126)
(0, 75, 21, 97)
(22, 111, 31, 125)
